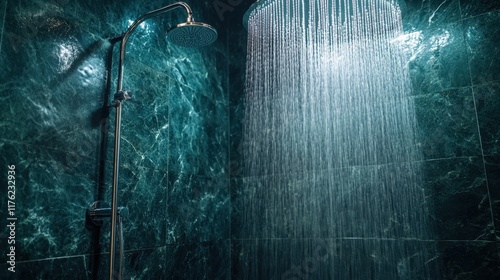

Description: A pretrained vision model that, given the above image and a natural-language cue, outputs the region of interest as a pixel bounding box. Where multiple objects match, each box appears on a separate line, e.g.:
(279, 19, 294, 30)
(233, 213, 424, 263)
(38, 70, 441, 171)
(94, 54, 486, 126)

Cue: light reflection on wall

(78, 58, 104, 88)
(126, 19, 156, 48)
(391, 31, 424, 62)
(55, 42, 79, 73)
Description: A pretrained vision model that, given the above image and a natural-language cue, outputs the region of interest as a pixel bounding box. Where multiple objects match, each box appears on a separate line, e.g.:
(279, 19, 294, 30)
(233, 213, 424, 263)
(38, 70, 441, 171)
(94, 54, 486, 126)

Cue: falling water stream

(242, 0, 437, 278)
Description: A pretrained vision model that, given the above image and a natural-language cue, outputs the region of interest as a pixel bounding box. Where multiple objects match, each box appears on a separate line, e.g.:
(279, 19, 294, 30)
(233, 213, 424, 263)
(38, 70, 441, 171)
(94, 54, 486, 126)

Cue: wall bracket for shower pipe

(113, 90, 133, 103)
(87, 201, 129, 227)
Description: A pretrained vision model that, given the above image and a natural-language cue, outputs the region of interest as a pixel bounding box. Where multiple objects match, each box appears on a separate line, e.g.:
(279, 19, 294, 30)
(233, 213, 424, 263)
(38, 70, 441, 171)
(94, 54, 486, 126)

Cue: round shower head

(243, 0, 406, 30)
(167, 21, 218, 48)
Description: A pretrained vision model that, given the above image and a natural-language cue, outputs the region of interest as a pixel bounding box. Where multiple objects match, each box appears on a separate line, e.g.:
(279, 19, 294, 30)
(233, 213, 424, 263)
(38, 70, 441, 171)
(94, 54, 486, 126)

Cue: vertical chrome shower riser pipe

(109, 2, 194, 280)
(109, 100, 122, 280)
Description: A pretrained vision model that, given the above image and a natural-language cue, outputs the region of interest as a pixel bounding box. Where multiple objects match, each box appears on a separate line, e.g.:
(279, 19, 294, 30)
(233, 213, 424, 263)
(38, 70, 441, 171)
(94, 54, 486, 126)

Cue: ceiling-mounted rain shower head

(167, 21, 218, 48)
(243, 0, 407, 30)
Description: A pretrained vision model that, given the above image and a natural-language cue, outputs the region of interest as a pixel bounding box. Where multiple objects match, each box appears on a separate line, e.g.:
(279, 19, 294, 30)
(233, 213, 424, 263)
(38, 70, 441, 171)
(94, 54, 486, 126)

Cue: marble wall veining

(0, 0, 229, 279)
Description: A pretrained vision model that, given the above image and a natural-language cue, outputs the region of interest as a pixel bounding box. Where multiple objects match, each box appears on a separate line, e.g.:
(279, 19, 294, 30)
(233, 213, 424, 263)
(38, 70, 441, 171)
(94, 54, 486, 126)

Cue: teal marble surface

(164, 240, 230, 280)
(229, 102, 245, 177)
(423, 157, 494, 241)
(402, 0, 431, 31)
(0, 36, 107, 160)
(407, 22, 471, 94)
(437, 240, 500, 279)
(228, 16, 248, 178)
(413, 88, 482, 159)
(460, 0, 500, 18)
(428, 0, 461, 26)
(95, 241, 230, 280)
(465, 10, 500, 85)
(1, 255, 87, 280)
(114, 165, 168, 249)
(109, 61, 172, 170)
(168, 84, 228, 178)
(166, 173, 229, 243)
(474, 82, 500, 155)
(0, 142, 96, 261)
(484, 156, 500, 237)
(121, 248, 168, 280)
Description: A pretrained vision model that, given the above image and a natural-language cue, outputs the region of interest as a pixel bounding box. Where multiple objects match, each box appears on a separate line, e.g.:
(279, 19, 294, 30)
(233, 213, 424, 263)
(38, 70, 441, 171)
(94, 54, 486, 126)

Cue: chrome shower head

(167, 21, 218, 48)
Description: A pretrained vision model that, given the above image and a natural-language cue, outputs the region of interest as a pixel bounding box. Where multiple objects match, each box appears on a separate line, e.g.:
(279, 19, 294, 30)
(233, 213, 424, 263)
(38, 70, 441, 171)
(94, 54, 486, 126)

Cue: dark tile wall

(0, 0, 229, 279)
(485, 155, 500, 237)
(423, 157, 493, 241)
(413, 88, 481, 159)
(475, 82, 500, 155)
(229, 0, 500, 279)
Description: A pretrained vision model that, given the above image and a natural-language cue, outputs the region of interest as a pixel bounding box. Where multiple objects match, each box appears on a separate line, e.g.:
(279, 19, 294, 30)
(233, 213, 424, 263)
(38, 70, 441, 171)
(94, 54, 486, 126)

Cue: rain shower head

(243, 0, 407, 30)
(167, 21, 218, 48)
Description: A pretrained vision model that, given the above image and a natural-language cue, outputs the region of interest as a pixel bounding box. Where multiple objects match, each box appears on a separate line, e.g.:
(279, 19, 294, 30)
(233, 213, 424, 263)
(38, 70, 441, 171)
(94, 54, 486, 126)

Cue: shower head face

(243, 0, 405, 30)
(167, 21, 218, 48)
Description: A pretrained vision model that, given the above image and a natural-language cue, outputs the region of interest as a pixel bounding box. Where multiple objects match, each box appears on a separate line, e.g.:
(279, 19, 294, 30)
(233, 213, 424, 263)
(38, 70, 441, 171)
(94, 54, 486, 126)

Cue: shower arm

(116, 1, 194, 92)
(108, 2, 194, 280)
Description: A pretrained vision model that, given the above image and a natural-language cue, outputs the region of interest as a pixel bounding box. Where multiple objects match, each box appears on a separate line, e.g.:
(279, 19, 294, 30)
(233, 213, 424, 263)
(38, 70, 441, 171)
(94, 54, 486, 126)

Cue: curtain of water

(243, 0, 436, 278)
